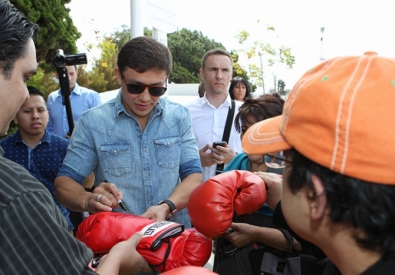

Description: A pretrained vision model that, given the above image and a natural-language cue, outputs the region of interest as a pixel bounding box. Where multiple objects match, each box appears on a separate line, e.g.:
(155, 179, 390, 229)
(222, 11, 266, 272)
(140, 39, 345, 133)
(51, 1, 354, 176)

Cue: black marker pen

(103, 180, 127, 211)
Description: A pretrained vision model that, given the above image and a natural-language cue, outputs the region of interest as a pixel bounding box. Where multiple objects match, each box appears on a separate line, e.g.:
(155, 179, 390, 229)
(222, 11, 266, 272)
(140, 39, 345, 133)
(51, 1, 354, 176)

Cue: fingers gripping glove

(161, 266, 218, 274)
(76, 212, 212, 272)
(187, 170, 267, 238)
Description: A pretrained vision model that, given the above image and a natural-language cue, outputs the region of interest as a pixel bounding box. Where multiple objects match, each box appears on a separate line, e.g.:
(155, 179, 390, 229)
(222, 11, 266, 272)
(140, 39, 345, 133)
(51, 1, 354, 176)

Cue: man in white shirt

(186, 49, 243, 182)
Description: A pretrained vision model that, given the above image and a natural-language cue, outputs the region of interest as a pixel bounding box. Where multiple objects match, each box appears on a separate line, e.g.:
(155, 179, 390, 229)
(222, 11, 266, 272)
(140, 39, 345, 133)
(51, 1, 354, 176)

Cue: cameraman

(47, 64, 101, 138)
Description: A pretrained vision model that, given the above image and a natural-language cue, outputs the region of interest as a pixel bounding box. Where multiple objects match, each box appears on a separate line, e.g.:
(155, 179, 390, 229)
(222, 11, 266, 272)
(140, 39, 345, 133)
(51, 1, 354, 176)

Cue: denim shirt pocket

(154, 137, 181, 169)
(100, 143, 132, 177)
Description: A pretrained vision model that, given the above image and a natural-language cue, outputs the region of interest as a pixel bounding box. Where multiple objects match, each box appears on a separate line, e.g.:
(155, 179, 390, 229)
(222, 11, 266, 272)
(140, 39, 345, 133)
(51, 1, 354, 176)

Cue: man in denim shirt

(55, 37, 203, 228)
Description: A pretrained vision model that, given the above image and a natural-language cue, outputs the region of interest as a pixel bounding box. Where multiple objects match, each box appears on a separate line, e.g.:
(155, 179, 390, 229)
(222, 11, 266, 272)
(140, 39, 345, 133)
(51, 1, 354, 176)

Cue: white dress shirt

(186, 94, 243, 182)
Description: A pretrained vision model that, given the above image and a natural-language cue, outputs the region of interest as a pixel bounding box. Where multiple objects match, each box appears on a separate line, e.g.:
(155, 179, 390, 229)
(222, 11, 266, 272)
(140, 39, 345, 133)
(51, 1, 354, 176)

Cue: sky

(67, 0, 395, 91)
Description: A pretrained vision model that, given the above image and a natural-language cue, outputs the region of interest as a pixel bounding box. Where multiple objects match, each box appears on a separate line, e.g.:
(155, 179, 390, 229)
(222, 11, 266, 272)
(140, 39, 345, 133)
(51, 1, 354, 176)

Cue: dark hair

(201, 48, 233, 69)
(229, 76, 251, 101)
(235, 94, 284, 133)
(117, 36, 172, 75)
(198, 81, 205, 98)
(0, 0, 39, 78)
(288, 149, 395, 259)
(27, 86, 44, 100)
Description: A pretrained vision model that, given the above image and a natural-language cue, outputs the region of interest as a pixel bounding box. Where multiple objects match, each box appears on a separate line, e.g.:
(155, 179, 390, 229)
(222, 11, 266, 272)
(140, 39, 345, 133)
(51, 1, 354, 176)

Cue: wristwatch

(158, 199, 177, 220)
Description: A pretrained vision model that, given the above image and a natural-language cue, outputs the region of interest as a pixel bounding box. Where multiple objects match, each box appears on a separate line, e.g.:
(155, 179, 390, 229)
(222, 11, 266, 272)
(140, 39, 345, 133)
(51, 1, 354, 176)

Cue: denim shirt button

(146, 174, 149, 178)
(113, 150, 117, 153)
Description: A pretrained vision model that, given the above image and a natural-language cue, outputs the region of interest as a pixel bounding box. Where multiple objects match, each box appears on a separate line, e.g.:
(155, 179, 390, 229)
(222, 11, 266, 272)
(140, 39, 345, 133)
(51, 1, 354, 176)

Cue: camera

(52, 49, 87, 68)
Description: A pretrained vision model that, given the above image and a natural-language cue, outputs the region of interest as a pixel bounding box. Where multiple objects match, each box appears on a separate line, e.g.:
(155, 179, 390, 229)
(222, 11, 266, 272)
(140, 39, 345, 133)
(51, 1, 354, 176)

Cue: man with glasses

(55, 37, 203, 232)
(242, 52, 395, 274)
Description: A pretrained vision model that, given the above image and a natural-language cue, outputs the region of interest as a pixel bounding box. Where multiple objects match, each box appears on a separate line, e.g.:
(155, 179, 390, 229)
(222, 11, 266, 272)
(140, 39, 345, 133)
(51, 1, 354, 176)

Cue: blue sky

(67, 0, 395, 90)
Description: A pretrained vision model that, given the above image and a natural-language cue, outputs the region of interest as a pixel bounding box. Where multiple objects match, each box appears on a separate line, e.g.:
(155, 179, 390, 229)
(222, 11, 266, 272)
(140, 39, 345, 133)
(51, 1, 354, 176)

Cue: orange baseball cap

(243, 52, 395, 184)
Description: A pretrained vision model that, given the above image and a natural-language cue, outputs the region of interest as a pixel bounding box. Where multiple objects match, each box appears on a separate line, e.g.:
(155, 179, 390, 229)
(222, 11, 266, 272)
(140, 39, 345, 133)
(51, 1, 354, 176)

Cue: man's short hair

(117, 36, 172, 76)
(0, 0, 39, 78)
(289, 148, 395, 259)
(27, 86, 45, 101)
(201, 49, 233, 69)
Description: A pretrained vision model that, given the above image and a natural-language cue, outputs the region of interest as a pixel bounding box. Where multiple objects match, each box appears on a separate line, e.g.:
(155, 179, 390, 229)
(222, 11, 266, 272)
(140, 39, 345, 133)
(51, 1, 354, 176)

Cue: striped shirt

(0, 147, 96, 275)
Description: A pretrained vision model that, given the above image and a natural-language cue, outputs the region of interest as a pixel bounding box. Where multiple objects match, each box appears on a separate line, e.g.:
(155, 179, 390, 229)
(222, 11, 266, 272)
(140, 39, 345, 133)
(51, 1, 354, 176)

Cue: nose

(138, 87, 151, 101)
(31, 109, 39, 119)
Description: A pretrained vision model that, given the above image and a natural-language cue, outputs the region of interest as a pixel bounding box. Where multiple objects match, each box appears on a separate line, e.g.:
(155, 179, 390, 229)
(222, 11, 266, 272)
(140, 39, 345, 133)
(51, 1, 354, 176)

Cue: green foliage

(167, 28, 225, 83)
(234, 24, 295, 93)
(77, 39, 119, 92)
(26, 67, 58, 99)
(11, 0, 81, 72)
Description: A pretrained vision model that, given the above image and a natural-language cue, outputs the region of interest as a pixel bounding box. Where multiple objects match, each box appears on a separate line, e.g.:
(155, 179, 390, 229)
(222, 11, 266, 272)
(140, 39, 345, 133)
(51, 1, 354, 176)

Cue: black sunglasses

(124, 83, 167, 97)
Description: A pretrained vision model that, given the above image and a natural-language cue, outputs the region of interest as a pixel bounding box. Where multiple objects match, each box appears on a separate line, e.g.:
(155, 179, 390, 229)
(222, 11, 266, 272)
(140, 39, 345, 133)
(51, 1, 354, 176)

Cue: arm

(210, 143, 237, 165)
(55, 176, 123, 213)
(140, 172, 202, 220)
(199, 144, 216, 167)
(95, 233, 151, 275)
(225, 222, 301, 252)
(254, 172, 283, 209)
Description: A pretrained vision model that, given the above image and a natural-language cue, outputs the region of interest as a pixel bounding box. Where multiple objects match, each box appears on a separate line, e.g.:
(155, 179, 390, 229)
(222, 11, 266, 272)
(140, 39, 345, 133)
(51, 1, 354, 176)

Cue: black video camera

(52, 49, 87, 68)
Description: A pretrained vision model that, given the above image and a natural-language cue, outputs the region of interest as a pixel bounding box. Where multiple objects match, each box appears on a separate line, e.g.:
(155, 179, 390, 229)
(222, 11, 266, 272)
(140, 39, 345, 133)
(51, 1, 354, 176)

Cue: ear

(114, 67, 122, 86)
(308, 174, 327, 220)
(13, 116, 18, 125)
(199, 68, 204, 81)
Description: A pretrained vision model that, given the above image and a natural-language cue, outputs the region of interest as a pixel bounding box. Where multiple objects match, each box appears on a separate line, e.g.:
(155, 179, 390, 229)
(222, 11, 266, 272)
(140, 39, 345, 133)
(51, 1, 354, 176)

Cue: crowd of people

(1, 1, 394, 275)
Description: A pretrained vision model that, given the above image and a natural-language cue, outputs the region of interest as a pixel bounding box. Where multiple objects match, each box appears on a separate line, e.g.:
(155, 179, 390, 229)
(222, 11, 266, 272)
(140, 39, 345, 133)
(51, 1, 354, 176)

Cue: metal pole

(320, 27, 325, 61)
(130, 0, 144, 38)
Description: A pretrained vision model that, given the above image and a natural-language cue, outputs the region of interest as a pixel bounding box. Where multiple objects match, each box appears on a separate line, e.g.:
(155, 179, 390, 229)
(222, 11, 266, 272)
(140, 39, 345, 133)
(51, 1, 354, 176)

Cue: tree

(235, 23, 295, 93)
(11, 0, 81, 71)
(100, 27, 250, 85)
(167, 28, 225, 83)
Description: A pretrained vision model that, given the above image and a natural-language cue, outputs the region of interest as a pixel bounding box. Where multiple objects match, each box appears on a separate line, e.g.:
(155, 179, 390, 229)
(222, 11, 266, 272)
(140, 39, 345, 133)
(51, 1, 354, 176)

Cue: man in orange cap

(243, 52, 395, 275)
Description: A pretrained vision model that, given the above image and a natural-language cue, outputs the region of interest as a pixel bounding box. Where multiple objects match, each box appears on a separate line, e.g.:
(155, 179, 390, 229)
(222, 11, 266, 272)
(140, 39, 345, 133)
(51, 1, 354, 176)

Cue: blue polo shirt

(0, 130, 73, 231)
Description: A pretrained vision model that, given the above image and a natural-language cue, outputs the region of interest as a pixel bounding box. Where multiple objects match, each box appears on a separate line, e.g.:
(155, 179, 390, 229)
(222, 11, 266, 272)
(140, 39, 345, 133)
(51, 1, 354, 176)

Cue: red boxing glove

(188, 170, 266, 238)
(161, 266, 218, 274)
(77, 212, 212, 272)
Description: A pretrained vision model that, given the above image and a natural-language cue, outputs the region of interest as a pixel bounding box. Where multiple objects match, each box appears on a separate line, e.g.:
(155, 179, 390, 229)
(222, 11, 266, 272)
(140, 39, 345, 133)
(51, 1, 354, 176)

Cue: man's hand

(199, 144, 216, 167)
(224, 222, 256, 248)
(209, 143, 236, 165)
(87, 181, 124, 213)
(254, 172, 283, 209)
(95, 232, 152, 275)
(140, 204, 168, 221)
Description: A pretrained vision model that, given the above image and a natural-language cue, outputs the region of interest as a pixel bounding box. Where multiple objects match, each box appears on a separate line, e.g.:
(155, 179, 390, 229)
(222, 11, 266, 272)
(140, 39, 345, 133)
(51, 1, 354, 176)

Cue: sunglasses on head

(124, 82, 167, 97)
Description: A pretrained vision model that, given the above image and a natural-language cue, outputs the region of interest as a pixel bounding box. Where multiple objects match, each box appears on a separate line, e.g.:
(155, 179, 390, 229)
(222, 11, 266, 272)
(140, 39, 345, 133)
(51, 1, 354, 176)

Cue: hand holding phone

(213, 141, 227, 149)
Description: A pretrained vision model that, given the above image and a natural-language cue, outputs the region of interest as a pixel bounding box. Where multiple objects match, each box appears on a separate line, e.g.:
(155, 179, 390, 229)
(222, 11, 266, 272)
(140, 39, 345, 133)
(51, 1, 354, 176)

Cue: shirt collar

(13, 130, 51, 146)
(201, 93, 233, 109)
(57, 83, 81, 96)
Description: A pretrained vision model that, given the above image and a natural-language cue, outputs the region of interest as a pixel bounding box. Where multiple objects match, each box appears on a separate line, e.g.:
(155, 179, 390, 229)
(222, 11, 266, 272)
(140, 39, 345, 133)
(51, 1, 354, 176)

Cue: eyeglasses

(266, 154, 293, 164)
(124, 83, 167, 97)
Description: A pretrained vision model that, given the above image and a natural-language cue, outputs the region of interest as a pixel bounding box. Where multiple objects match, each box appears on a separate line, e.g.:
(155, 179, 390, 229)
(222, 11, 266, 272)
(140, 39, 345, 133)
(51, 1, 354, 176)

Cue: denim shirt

(58, 89, 202, 227)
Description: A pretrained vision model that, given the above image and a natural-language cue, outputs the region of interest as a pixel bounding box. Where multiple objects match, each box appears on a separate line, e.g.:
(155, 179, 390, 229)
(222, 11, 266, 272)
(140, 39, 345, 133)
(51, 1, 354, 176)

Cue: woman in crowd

(228, 76, 251, 101)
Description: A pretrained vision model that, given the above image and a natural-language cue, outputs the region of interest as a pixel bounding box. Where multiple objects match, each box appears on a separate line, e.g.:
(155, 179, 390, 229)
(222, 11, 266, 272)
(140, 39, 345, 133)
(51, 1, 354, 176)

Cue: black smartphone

(213, 141, 227, 149)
